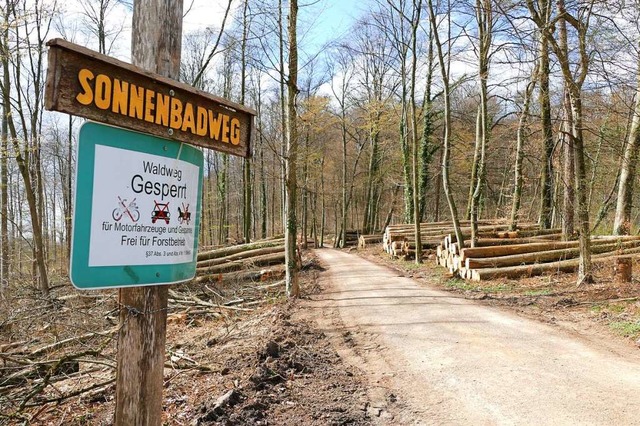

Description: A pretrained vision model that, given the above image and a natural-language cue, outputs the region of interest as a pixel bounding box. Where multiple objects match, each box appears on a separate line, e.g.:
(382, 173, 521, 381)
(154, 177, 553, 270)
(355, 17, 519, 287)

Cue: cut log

(197, 238, 285, 262)
(470, 236, 563, 246)
(465, 240, 640, 270)
(196, 252, 285, 275)
(460, 236, 640, 262)
(193, 266, 286, 284)
(358, 235, 383, 248)
(470, 246, 640, 281)
(197, 245, 284, 269)
(494, 228, 561, 238)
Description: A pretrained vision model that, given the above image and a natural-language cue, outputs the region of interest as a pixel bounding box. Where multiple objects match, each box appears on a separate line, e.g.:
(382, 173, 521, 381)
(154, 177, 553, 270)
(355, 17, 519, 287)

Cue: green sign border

(70, 122, 204, 289)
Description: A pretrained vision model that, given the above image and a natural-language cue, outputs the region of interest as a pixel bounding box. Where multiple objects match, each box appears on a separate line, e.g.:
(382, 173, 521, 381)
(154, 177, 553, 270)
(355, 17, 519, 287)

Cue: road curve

(311, 248, 640, 425)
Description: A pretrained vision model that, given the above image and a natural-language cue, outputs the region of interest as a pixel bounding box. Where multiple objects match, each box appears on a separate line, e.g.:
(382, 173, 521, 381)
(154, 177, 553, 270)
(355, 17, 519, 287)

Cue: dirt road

(309, 249, 640, 425)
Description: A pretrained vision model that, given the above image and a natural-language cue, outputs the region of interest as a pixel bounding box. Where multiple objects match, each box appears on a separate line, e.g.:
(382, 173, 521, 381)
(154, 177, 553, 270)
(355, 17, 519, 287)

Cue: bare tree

(469, 0, 494, 247)
(613, 44, 640, 236)
(509, 64, 538, 230)
(544, 0, 595, 284)
(526, 0, 555, 229)
(427, 0, 464, 246)
(0, 0, 9, 295)
(285, 0, 299, 297)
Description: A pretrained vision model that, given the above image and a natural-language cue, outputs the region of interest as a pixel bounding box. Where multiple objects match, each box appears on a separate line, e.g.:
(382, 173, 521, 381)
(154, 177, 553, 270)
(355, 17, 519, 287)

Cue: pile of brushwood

(0, 242, 297, 423)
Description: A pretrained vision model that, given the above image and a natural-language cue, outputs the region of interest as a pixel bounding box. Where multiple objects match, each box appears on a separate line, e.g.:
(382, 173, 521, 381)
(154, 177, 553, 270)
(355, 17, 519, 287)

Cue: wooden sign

(45, 38, 255, 157)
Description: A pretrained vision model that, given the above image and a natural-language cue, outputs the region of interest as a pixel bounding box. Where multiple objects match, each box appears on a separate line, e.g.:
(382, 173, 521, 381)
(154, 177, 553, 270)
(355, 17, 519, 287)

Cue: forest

(1, 0, 640, 297)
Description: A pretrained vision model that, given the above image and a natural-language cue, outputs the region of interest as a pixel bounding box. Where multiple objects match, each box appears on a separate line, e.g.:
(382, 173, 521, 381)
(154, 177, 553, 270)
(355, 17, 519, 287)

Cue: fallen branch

(20, 378, 115, 409)
(30, 327, 118, 358)
(568, 297, 639, 306)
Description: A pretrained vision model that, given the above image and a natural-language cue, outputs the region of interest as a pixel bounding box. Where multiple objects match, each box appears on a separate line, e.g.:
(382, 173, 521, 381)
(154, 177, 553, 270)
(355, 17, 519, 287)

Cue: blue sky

(302, 0, 365, 49)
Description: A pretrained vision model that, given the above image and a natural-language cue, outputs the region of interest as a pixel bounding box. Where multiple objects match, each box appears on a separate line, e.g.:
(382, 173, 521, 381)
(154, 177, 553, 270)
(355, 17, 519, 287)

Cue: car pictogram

(151, 201, 170, 224)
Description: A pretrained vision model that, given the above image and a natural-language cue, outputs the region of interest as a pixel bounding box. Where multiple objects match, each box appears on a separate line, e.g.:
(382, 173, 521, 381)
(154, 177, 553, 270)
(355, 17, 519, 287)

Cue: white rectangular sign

(88, 144, 200, 267)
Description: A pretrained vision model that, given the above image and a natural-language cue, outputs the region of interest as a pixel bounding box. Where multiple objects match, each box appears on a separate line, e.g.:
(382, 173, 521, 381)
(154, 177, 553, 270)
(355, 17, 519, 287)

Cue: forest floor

(1, 246, 640, 424)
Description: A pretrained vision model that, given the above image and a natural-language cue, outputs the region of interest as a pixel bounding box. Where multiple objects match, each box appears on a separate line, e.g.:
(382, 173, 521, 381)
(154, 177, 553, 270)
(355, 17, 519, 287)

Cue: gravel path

(311, 249, 640, 425)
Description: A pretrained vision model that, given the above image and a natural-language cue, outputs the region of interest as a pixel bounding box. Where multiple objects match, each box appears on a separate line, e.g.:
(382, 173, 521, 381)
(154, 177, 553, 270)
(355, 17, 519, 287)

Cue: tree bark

(561, 91, 575, 238)
(466, 240, 640, 270)
(471, 246, 640, 282)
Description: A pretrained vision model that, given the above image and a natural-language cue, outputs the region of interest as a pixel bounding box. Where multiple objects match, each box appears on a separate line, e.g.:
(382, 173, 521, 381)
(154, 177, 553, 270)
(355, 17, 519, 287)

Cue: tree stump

(615, 257, 633, 283)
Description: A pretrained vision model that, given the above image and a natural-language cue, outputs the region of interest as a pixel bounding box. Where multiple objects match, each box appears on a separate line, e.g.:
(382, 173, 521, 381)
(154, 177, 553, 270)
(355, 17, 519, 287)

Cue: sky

(300, 0, 365, 50)
(54, 0, 364, 62)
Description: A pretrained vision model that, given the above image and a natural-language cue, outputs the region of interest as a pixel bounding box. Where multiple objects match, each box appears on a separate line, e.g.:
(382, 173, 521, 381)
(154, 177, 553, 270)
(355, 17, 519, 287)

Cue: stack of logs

(342, 231, 361, 247)
(437, 230, 640, 281)
(358, 234, 383, 248)
(383, 220, 529, 259)
(195, 238, 287, 284)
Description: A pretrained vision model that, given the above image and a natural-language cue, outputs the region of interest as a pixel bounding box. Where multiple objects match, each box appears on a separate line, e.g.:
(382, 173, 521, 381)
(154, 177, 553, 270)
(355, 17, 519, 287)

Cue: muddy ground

(1, 247, 639, 424)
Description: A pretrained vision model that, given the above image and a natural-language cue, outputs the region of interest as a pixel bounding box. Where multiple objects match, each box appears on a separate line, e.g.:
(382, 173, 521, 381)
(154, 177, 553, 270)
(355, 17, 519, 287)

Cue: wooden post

(114, 1, 183, 424)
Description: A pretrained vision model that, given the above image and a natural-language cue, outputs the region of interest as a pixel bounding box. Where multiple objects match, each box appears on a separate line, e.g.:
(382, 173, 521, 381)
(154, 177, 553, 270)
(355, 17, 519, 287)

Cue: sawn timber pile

(435, 232, 640, 281)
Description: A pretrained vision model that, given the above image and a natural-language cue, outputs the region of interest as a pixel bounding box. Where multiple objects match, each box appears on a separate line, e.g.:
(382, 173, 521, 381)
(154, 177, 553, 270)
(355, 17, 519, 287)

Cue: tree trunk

(1, 0, 49, 296)
(529, 0, 554, 230)
(410, 1, 422, 263)
(285, 0, 300, 297)
(551, 0, 592, 284)
(114, 1, 183, 424)
(399, 41, 413, 224)
(0, 1, 9, 294)
(510, 65, 538, 230)
(419, 34, 436, 222)
(466, 240, 640, 270)
(470, 0, 492, 247)
(561, 91, 575, 239)
(340, 106, 348, 247)
(320, 157, 326, 247)
(241, 0, 251, 244)
(467, 108, 481, 220)
(428, 0, 464, 246)
(613, 47, 640, 236)
(65, 114, 73, 262)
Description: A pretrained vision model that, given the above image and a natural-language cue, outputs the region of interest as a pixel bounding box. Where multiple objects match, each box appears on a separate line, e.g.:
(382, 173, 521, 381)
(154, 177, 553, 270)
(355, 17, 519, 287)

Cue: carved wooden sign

(45, 38, 255, 157)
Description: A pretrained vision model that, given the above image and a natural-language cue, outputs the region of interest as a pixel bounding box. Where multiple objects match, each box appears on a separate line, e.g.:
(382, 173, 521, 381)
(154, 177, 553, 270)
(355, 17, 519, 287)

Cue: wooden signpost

(45, 38, 254, 158)
(44, 2, 256, 424)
